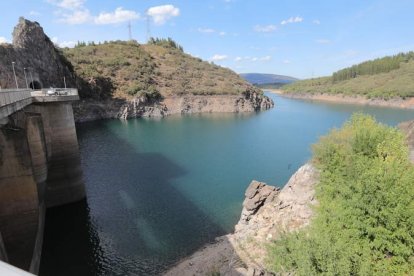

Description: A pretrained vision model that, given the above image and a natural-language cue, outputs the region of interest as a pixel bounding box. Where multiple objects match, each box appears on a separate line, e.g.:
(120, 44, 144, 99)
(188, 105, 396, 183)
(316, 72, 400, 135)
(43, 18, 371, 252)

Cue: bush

(268, 114, 414, 275)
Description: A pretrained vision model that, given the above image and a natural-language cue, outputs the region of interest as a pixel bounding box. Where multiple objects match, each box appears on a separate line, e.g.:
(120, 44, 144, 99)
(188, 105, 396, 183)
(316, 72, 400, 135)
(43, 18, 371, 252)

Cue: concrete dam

(0, 88, 85, 274)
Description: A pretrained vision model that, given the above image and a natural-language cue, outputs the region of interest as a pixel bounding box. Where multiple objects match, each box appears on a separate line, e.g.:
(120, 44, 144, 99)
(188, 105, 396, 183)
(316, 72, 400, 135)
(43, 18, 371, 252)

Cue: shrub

(268, 114, 414, 275)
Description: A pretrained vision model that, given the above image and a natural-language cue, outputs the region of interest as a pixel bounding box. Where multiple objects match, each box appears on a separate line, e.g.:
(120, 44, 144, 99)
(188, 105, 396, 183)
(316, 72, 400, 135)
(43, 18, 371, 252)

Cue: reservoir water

(40, 93, 414, 275)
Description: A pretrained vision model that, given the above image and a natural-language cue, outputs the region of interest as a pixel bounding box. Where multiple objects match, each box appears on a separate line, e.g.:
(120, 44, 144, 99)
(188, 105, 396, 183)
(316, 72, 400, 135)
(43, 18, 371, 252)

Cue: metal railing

(0, 89, 32, 107)
(31, 88, 78, 97)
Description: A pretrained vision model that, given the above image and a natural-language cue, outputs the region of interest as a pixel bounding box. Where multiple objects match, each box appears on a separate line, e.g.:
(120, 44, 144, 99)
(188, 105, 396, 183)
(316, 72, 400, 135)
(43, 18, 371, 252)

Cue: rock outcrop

(74, 92, 274, 122)
(0, 17, 75, 90)
(164, 163, 318, 276)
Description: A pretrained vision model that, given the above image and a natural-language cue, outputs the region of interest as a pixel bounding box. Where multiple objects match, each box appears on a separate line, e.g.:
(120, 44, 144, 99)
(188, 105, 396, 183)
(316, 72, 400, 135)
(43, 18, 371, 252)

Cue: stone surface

(0, 17, 75, 90)
(164, 163, 318, 275)
(73, 92, 274, 123)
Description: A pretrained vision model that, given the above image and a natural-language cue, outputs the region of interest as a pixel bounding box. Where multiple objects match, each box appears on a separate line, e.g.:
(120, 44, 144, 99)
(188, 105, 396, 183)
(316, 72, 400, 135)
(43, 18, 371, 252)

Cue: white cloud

(281, 16, 303, 25)
(48, 1, 140, 25)
(313, 19, 321, 25)
(59, 9, 92, 24)
(0, 37, 9, 44)
(316, 39, 331, 44)
(234, 56, 242, 62)
(51, 36, 76, 48)
(48, 0, 86, 10)
(95, 7, 140, 24)
(147, 4, 180, 25)
(254, 24, 277, 33)
(211, 54, 228, 61)
(219, 31, 226, 36)
(59, 40, 77, 48)
(283, 59, 291, 64)
(198, 27, 215, 33)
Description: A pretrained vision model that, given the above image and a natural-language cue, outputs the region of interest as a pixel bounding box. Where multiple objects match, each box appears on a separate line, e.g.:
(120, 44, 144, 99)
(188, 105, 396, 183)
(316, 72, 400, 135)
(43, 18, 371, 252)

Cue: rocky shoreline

(164, 164, 318, 276)
(164, 121, 414, 276)
(73, 92, 274, 123)
(267, 89, 414, 109)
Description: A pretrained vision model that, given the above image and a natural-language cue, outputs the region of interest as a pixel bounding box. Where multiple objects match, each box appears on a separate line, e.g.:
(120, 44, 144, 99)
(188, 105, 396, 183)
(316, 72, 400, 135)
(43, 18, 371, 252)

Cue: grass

(62, 40, 260, 100)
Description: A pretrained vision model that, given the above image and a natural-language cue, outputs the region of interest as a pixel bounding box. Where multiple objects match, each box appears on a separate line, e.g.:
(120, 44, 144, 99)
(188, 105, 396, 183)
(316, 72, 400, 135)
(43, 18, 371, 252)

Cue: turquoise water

(40, 93, 414, 275)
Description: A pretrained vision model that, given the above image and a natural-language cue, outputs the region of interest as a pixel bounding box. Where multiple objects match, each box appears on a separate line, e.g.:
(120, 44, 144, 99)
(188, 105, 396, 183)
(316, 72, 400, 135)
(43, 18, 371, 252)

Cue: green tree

(268, 114, 414, 275)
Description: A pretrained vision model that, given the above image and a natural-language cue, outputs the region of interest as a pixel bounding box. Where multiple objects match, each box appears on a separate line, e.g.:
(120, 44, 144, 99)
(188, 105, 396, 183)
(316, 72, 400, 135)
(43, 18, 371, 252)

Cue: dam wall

(26, 102, 84, 207)
(0, 93, 84, 273)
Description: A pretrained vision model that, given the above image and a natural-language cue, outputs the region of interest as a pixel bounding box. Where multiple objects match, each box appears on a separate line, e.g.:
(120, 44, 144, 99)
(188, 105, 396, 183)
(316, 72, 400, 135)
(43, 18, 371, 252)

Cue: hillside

(283, 52, 414, 99)
(240, 73, 298, 86)
(63, 40, 261, 100)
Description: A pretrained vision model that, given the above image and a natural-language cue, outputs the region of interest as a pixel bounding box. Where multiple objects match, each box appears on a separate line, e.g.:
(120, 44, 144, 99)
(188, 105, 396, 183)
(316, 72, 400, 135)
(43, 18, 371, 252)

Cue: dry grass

(63, 41, 260, 100)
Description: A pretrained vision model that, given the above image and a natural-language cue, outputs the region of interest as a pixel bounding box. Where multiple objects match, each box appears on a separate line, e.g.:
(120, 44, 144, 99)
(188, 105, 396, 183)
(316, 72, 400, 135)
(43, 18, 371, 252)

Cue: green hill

(283, 52, 414, 99)
(62, 39, 261, 100)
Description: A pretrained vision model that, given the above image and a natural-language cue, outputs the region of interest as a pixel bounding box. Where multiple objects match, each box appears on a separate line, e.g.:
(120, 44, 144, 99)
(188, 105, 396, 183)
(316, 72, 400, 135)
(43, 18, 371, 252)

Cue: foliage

(268, 114, 414, 275)
(148, 37, 184, 52)
(63, 40, 259, 99)
(283, 51, 414, 99)
(332, 52, 414, 82)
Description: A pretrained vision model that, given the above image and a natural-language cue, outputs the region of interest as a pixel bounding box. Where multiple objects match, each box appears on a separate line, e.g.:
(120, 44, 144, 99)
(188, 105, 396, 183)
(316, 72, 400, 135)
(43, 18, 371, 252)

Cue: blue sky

(1, 0, 414, 79)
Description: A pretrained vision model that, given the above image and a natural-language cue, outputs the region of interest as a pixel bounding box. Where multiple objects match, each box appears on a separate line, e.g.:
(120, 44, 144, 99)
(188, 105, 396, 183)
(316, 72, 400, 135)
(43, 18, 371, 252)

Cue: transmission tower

(128, 21, 132, 41)
(146, 13, 151, 42)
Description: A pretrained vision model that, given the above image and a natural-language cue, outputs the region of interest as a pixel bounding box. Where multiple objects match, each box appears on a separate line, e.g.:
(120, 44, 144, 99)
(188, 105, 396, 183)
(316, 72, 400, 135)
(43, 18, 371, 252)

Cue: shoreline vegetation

(272, 51, 414, 109)
(269, 114, 414, 275)
(266, 89, 414, 109)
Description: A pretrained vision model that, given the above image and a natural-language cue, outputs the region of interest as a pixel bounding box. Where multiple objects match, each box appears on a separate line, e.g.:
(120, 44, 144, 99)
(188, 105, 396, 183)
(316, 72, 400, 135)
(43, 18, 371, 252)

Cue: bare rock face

(237, 181, 279, 227)
(231, 163, 318, 272)
(0, 17, 75, 90)
(74, 93, 274, 122)
(164, 164, 318, 276)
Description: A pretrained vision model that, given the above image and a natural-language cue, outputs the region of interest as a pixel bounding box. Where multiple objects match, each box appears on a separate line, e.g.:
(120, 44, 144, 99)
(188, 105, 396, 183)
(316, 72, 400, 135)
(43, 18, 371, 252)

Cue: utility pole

(24, 68, 28, 89)
(12, 62, 18, 89)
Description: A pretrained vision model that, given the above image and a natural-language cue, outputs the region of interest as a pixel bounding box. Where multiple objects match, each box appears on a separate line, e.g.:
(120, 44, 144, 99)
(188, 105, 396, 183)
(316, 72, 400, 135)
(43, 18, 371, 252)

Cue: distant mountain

(240, 73, 298, 85)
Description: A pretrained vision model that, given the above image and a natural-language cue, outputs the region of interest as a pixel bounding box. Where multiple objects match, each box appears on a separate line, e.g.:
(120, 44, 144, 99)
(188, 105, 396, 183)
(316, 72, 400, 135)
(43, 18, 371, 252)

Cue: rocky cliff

(74, 92, 274, 122)
(164, 164, 318, 276)
(0, 17, 75, 90)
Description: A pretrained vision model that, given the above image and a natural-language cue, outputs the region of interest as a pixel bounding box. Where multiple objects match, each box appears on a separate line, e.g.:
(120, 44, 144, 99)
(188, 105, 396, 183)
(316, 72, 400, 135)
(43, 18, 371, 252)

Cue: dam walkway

(0, 88, 79, 120)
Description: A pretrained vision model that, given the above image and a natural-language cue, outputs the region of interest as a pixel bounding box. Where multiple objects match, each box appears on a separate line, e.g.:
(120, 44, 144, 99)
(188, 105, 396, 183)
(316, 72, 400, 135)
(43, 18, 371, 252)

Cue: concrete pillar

(26, 114, 48, 202)
(27, 102, 85, 207)
(25, 114, 48, 274)
(0, 232, 8, 262)
(0, 126, 39, 270)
